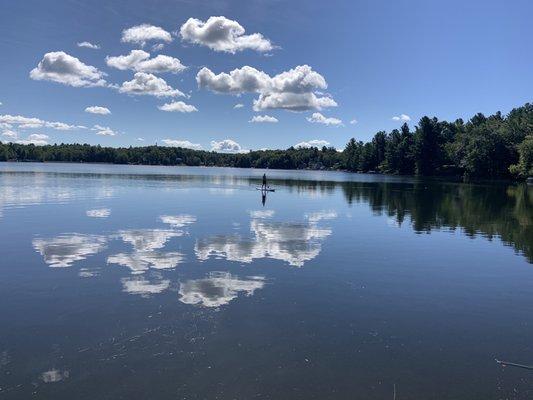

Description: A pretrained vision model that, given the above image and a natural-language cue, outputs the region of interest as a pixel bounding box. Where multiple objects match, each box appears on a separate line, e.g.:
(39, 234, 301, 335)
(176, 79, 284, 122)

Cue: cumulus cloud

(92, 125, 116, 136)
(197, 65, 336, 112)
(250, 115, 278, 123)
(0, 114, 83, 130)
(77, 41, 100, 49)
(253, 92, 337, 112)
(306, 112, 343, 126)
(178, 272, 265, 307)
(106, 50, 186, 74)
(392, 114, 411, 122)
(16, 133, 49, 146)
(197, 66, 269, 94)
(234, 103, 244, 109)
(33, 234, 107, 268)
(210, 139, 246, 153)
(350, 119, 358, 124)
(294, 139, 330, 148)
(158, 101, 197, 113)
(85, 106, 110, 115)
(1, 130, 18, 140)
(121, 24, 172, 47)
(161, 139, 202, 150)
(180, 16, 274, 53)
(30, 51, 106, 87)
(119, 72, 185, 97)
(106, 49, 149, 70)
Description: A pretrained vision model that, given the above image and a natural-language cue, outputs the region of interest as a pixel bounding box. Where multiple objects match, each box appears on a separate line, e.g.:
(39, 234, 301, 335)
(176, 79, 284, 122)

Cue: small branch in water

(495, 359, 533, 370)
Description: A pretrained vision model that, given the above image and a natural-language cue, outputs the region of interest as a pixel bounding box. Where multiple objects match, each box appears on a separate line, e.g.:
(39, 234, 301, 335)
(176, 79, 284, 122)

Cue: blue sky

(0, 0, 532, 151)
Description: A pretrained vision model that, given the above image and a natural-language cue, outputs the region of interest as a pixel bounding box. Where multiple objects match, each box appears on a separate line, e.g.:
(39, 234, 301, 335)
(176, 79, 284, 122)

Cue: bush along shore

(1, 103, 532, 181)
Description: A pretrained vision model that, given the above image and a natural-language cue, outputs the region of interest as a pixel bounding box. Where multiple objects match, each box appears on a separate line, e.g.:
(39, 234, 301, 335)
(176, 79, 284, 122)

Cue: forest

(1, 103, 532, 180)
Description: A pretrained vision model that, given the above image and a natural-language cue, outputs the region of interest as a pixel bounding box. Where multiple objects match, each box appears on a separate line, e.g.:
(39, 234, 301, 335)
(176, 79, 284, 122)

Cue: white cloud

(178, 272, 265, 307)
(158, 101, 197, 113)
(16, 133, 49, 146)
(77, 41, 100, 49)
(136, 137, 145, 141)
(92, 125, 116, 136)
(0, 114, 83, 130)
(106, 50, 186, 74)
(294, 139, 330, 148)
(121, 24, 172, 47)
(306, 112, 343, 126)
(180, 16, 274, 54)
(33, 234, 107, 268)
(210, 139, 246, 153)
(392, 114, 411, 122)
(1, 130, 17, 139)
(135, 54, 186, 74)
(234, 103, 244, 109)
(119, 72, 185, 97)
(161, 139, 203, 150)
(197, 66, 270, 94)
(86, 208, 111, 218)
(106, 49, 150, 70)
(85, 106, 111, 115)
(30, 51, 106, 87)
(250, 115, 278, 123)
(151, 43, 165, 52)
(253, 92, 337, 112)
(197, 65, 336, 112)
(350, 119, 358, 124)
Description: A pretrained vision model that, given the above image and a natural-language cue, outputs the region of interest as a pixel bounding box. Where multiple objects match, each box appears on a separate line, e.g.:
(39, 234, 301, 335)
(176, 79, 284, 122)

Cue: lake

(0, 162, 532, 399)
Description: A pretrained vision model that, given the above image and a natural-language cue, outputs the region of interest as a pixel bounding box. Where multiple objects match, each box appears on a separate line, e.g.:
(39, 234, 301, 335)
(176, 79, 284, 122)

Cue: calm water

(0, 163, 532, 400)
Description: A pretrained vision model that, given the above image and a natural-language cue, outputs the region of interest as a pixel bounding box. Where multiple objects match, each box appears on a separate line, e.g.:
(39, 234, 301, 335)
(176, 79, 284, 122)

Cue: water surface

(0, 162, 532, 399)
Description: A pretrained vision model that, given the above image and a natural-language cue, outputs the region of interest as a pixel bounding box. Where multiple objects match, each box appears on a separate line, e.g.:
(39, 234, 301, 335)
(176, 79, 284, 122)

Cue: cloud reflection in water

(178, 272, 265, 307)
(159, 214, 197, 228)
(195, 213, 334, 267)
(86, 208, 111, 218)
(32, 234, 107, 268)
(107, 229, 185, 274)
(121, 276, 171, 296)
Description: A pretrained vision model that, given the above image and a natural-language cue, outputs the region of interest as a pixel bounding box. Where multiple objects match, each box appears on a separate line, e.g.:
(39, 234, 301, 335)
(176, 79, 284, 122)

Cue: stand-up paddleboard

(256, 187, 275, 192)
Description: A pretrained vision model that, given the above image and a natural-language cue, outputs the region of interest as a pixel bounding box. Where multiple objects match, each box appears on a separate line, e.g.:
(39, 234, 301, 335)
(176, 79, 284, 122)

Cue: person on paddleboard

(262, 173, 267, 190)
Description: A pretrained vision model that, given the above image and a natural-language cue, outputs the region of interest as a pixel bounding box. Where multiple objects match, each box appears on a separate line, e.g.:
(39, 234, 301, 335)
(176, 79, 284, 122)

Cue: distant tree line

(1, 103, 532, 180)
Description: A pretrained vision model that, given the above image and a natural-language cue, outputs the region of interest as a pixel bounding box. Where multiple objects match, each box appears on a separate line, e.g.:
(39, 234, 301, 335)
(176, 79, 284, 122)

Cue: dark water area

(0, 162, 532, 399)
